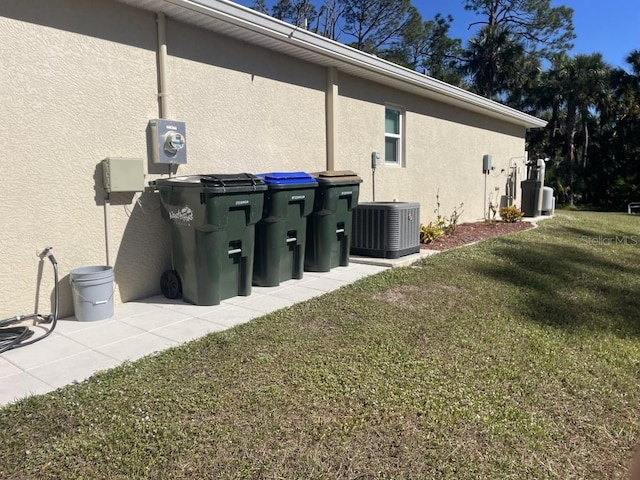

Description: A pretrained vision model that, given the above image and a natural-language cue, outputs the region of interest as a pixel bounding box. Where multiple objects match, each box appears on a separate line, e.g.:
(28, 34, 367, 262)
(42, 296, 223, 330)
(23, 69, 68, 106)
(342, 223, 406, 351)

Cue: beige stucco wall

(165, 20, 326, 174)
(0, 0, 326, 319)
(335, 73, 527, 224)
(0, 0, 160, 320)
(0, 0, 532, 320)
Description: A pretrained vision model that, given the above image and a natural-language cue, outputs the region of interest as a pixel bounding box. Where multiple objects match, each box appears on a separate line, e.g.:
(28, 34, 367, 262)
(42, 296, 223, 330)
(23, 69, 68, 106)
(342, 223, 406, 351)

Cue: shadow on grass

(556, 224, 640, 245)
(474, 235, 640, 337)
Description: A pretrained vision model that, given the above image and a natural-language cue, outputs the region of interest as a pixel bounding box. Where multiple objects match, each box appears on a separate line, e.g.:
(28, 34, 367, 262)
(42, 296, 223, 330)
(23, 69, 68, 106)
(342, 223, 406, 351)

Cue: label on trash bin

(235, 200, 249, 206)
(340, 191, 353, 196)
(169, 206, 194, 226)
(291, 195, 306, 201)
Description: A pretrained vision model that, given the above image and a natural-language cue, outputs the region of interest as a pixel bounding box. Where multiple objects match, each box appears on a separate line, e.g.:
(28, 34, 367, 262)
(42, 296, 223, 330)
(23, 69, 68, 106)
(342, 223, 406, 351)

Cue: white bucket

(70, 266, 114, 321)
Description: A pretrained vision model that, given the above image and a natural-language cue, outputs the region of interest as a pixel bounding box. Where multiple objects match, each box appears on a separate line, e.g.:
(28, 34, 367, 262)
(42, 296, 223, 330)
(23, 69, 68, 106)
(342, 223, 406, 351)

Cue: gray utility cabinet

(351, 202, 420, 259)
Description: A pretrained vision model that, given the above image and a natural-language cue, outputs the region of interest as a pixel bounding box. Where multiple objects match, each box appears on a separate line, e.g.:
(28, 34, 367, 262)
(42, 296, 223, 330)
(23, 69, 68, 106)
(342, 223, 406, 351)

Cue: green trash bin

(154, 173, 267, 306)
(304, 170, 362, 272)
(253, 172, 318, 287)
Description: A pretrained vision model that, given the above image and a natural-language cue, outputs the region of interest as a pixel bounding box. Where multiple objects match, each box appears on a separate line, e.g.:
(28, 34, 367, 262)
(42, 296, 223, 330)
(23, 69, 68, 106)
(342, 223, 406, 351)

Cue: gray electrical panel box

(149, 119, 187, 164)
(371, 151, 381, 168)
(482, 154, 494, 173)
(102, 157, 145, 193)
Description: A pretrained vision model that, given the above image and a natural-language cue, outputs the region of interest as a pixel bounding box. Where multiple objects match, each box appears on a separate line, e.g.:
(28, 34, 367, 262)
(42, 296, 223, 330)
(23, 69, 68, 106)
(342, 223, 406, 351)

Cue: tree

(463, 0, 575, 58)
(250, 0, 269, 14)
(461, 0, 574, 100)
(421, 14, 464, 84)
(381, 9, 464, 84)
(338, 0, 413, 53)
(463, 24, 534, 99)
(529, 53, 610, 204)
(315, 0, 345, 40)
(271, 0, 318, 28)
(558, 54, 609, 204)
(586, 51, 640, 207)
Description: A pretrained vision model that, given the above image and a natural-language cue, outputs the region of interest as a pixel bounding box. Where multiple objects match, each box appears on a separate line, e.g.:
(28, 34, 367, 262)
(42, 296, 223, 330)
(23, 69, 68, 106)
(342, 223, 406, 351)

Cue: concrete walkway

(0, 252, 436, 408)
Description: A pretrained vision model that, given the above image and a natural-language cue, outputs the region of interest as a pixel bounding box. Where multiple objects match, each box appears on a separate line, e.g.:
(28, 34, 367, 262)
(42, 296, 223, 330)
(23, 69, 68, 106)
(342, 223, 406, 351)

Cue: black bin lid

(154, 173, 267, 192)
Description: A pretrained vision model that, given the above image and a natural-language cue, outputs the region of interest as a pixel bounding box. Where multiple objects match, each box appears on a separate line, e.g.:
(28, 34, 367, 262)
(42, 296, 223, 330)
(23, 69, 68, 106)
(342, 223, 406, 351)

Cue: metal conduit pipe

(157, 12, 169, 119)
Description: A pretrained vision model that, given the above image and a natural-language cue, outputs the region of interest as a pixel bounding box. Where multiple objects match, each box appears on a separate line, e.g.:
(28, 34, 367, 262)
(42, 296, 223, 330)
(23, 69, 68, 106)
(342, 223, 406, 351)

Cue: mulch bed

(421, 221, 535, 251)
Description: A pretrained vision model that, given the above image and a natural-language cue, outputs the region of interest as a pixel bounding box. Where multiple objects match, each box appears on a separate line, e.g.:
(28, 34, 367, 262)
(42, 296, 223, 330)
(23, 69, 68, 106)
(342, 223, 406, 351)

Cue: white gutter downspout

(156, 12, 169, 119)
(325, 67, 338, 171)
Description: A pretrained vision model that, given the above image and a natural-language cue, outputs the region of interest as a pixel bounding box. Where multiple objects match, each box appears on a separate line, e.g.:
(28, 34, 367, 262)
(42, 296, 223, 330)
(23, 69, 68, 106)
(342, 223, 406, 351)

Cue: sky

(234, 0, 639, 69)
(413, 0, 639, 69)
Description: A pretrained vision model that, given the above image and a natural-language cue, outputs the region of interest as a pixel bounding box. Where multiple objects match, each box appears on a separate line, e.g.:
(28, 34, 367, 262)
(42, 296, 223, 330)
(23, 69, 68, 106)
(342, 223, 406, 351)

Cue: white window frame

(384, 106, 404, 166)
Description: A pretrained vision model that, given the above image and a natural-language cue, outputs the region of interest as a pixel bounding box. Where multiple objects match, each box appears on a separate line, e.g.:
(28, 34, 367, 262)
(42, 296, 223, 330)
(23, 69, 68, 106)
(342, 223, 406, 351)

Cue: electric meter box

(149, 119, 187, 164)
(102, 157, 145, 193)
(482, 154, 494, 173)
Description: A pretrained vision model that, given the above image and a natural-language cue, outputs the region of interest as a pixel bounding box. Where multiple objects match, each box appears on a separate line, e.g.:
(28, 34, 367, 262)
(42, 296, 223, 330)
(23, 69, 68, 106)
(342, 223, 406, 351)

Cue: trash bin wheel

(160, 270, 182, 299)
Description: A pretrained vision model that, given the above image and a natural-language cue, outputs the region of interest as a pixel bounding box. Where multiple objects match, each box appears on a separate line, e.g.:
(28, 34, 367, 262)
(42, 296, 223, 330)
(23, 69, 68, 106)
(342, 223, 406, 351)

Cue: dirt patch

(372, 284, 471, 311)
(422, 221, 535, 251)
(371, 285, 422, 308)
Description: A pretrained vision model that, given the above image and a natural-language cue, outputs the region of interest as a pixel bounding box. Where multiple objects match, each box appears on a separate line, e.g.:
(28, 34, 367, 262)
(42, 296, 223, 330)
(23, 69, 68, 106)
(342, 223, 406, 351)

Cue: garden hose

(0, 249, 59, 354)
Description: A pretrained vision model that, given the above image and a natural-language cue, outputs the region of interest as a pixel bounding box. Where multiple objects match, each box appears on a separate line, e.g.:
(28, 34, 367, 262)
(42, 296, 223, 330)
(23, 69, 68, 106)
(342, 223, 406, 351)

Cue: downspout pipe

(157, 12, 169, 119)
(325, 67, 337, 171)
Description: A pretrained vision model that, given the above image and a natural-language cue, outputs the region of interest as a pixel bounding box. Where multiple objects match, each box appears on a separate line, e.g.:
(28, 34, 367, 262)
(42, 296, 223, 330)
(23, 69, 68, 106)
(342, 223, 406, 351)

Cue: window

(385, 106, 403, 165)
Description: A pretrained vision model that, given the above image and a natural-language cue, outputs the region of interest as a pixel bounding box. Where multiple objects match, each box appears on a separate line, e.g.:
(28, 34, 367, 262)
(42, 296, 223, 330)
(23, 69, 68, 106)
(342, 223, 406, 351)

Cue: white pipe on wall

(104, 196, 111, 266)
(157, 12, 169, 119)
(325, 67, 338, 171)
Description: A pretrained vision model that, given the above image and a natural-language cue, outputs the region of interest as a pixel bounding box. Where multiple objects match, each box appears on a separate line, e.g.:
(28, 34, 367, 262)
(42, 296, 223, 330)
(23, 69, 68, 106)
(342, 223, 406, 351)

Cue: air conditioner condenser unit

(351, 202, 420, 259)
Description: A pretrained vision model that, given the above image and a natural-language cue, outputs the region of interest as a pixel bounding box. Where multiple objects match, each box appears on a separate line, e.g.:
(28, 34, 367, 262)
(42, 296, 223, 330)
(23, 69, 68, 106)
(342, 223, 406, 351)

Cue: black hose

(0, 254, 59, 354)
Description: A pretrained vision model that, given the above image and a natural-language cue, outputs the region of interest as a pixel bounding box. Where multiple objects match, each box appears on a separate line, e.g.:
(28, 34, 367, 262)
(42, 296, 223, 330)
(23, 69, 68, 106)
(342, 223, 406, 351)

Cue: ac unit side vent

(351, 202, 420, 259)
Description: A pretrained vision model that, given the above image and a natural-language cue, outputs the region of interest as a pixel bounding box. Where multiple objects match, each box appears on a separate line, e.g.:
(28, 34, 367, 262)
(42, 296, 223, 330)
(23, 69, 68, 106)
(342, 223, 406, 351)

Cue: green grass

(1, 211, 639, 479)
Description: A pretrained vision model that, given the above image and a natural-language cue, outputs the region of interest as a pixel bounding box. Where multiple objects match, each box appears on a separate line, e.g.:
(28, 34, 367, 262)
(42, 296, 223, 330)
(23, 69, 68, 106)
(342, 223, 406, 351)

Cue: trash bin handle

(75, 285, 115, 305)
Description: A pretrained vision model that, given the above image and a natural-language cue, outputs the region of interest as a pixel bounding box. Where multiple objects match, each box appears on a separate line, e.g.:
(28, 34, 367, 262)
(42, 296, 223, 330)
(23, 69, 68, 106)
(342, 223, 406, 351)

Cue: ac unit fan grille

(351, 202, 420, 259)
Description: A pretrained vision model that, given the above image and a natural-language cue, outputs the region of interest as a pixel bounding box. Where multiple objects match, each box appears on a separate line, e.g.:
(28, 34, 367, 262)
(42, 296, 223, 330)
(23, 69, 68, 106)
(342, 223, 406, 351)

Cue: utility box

(482, 154, 494, 173)
(351, 202, 420, 259)
(102, 157, 145, 193)
(149, 119, 187, 164)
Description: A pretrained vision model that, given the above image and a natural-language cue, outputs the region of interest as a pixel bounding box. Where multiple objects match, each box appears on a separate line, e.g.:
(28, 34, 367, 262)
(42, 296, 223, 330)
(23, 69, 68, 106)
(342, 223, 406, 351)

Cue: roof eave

(117, 0, 548, 129)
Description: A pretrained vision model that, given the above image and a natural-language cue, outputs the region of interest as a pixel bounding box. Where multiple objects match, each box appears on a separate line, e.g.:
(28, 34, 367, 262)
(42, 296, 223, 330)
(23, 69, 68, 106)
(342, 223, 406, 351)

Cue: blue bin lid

(257, 171, 317, 186)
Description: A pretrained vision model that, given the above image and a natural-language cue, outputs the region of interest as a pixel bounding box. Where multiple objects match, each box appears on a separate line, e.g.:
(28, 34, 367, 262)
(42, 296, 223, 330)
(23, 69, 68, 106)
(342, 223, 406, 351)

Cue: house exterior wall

(163, 18, 326, 174)
(0, 0, 531, 320)
(0, 0, 160, 319)
(0, 0, 326, 319)
(335, 73, 527, 223)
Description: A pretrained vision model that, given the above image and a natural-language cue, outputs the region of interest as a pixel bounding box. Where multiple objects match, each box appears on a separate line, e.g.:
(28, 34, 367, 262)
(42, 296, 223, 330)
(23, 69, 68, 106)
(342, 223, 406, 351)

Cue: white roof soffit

(117, 0, 547, 129)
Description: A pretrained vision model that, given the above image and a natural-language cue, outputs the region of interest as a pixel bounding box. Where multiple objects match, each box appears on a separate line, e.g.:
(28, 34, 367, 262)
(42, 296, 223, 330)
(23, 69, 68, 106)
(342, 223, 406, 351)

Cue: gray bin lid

(312, 170, 362, 186)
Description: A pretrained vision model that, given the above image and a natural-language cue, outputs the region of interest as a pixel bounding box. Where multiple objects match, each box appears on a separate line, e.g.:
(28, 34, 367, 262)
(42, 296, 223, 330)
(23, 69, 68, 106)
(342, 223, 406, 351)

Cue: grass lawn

(1, 211, 639, 479)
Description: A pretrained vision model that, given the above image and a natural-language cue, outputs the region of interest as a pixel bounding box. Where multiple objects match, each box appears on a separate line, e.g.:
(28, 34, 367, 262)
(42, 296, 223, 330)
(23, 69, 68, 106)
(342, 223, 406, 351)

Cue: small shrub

(444, 203, 464, 234)
(421, 191, 464, 244)
(500, 204, 524, 223)
(434, 191, 464, 235)
(487, 201, 499, 224)
(420, 221, 445, 244)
